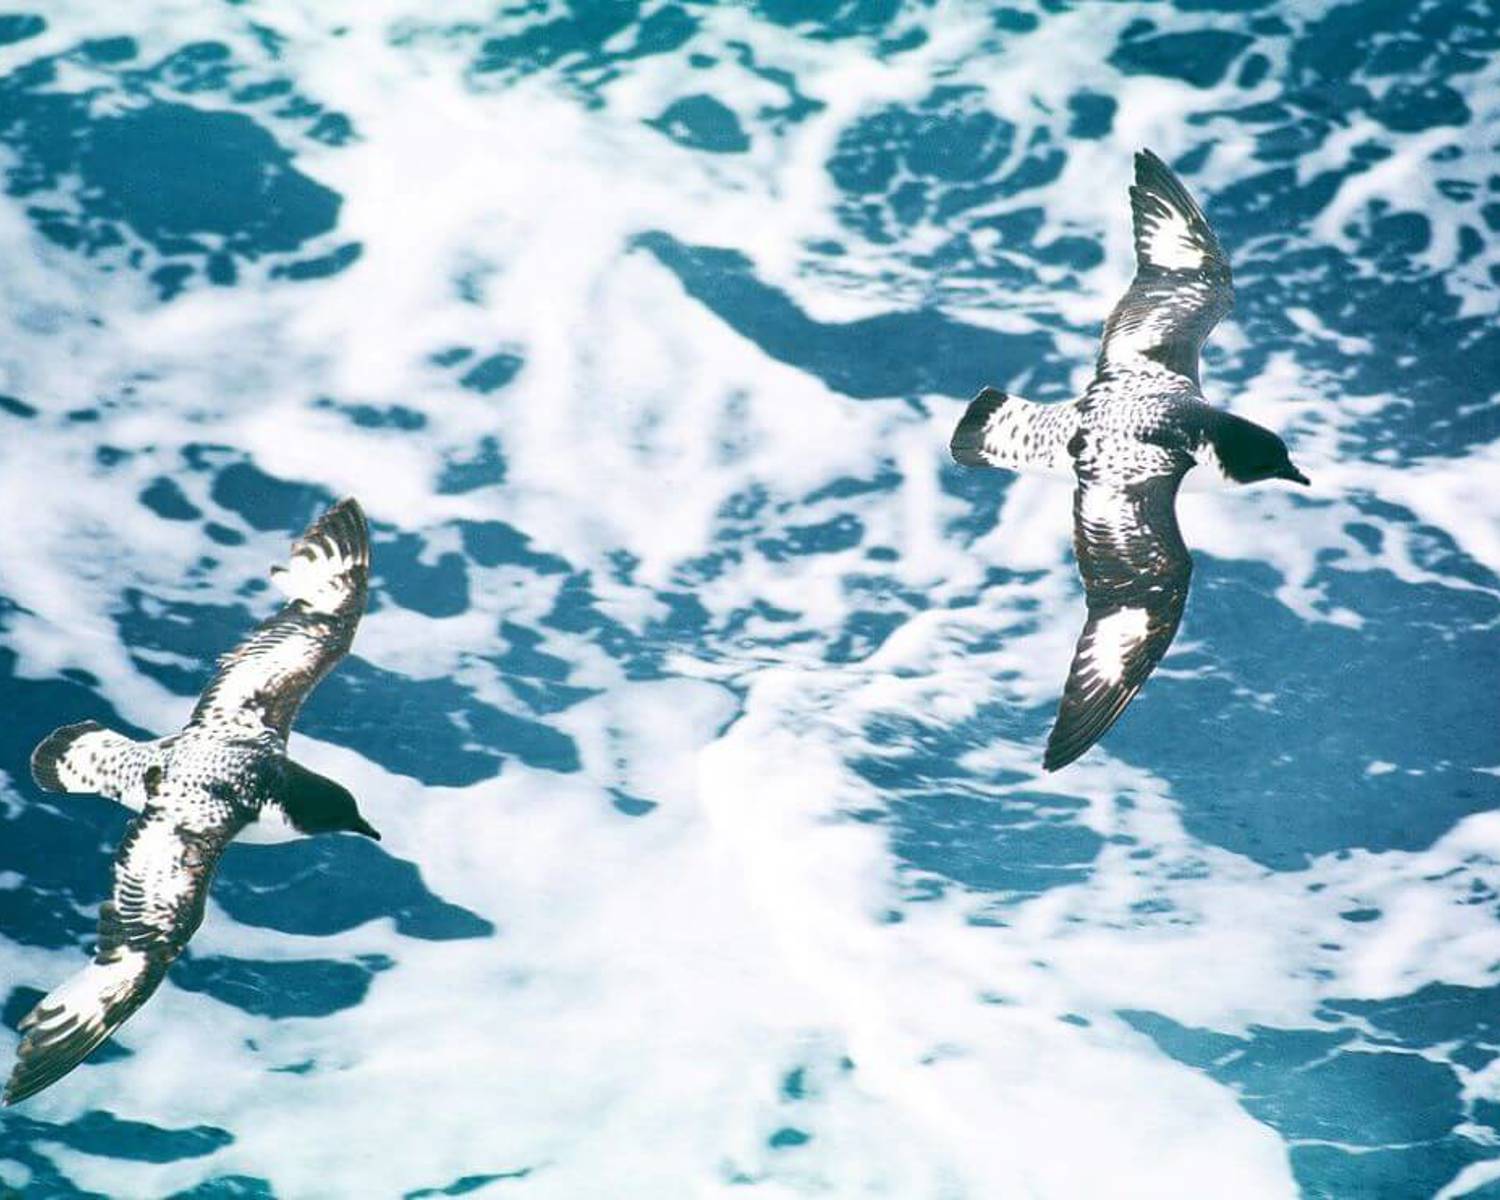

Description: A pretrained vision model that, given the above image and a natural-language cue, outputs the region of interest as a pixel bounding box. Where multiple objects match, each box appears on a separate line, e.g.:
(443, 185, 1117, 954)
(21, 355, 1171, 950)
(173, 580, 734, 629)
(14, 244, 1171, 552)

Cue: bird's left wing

(1044, 457, 1194, 771)
(1097, 149, 1232, 388)
(190, 498, 369, 741)
(4, 803, 239, 1104)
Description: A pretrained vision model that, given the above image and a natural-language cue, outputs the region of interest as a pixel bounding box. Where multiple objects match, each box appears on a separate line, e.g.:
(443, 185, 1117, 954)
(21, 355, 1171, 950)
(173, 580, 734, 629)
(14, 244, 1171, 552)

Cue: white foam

(0, 3, 1494, 1197)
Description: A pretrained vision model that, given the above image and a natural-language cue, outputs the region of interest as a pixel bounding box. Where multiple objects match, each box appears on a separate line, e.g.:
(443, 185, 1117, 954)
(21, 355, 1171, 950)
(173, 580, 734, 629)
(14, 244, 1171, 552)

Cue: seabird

(951, 149, 1309, 771)
(5, 497, 380, 1104)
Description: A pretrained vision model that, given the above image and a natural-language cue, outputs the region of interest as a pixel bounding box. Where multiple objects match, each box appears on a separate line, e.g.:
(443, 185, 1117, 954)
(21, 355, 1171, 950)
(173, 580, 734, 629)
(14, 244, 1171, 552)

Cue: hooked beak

(352, 816, 382, 841)
(1280, 465, 1311, 486)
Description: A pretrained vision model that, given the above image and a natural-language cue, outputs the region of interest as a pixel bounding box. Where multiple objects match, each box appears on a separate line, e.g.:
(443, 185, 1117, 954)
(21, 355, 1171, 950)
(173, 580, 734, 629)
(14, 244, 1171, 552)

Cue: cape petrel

(5, 497, 379, 1104)
(951, 149, 1309, 771)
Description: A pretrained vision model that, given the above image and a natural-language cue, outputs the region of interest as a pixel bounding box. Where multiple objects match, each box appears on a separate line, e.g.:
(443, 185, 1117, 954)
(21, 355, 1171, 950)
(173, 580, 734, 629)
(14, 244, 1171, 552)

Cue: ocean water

(0, 0, 1495, 1196)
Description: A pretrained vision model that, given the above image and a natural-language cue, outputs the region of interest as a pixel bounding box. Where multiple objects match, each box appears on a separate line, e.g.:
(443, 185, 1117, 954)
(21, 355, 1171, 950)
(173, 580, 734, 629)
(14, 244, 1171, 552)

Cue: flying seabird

(951, 149, 1309, 771)
(5, 497, 380, 1104)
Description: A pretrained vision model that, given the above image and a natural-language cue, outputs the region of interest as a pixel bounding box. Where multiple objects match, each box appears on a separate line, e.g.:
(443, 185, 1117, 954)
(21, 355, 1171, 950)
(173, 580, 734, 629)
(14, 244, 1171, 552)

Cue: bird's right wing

(190, 498, 369, 741)
(4, 804, 237, 1104)
(1044, 458, 1193, 771)
(1097, 149, 1233, 388)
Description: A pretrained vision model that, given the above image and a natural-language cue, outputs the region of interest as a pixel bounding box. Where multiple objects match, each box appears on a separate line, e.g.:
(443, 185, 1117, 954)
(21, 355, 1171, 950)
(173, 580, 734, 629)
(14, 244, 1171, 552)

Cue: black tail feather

(950, 388, 1008, 467)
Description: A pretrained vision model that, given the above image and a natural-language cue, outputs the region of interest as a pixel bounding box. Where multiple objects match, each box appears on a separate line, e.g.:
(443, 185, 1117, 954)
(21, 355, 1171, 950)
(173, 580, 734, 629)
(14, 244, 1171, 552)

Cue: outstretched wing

(191, 498, 369, 741)
(4, 803, 238, 1104)
(1044, 460, 1193, 771)
(1097, 149, 1232, 388)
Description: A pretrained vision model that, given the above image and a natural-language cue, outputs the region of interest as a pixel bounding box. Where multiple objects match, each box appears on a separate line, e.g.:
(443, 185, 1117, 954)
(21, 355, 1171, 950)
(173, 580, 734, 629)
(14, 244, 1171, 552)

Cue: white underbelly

(236, 804, 305, 844)
(1180, 445, 1236, 492)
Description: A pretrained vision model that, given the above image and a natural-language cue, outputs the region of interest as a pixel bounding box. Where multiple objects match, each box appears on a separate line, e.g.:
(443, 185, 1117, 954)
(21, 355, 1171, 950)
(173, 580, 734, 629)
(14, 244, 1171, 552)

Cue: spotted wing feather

(1044, 457, 1193, 771)
(4, 800, 240, 1104)
(1097, 149, 1232, 387)
(190, 498, 369, 740)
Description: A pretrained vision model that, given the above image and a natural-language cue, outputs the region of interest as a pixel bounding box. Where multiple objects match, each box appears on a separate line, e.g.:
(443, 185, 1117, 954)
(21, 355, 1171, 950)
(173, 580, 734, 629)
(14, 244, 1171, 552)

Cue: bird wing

(190, 498, 369, 741)
(1044, 457, 1193, 771)
(1097, 149, 1232, 388)
(4, 801, 240, 1104)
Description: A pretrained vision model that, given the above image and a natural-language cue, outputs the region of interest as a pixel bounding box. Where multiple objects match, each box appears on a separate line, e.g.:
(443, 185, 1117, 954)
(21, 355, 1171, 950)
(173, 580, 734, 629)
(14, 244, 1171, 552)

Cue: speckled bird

(951, 149, 1309, 772)
(5, 497, 380, 1105)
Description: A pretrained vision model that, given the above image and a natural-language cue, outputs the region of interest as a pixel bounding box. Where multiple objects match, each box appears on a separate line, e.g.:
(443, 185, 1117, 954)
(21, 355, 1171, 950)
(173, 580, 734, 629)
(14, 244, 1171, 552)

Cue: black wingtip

(1042, 680, 1147, 773)
(1131, 148, 1206, 223)
(1040, 745, 1075, 774)
(324, 496, 368, 543)
(3, 1068, 41, 1104)
(950, 387, 1008, 467)
(30, 720, 105, 793)
(3, 1019, 115, 1106)
(330, 496, 365, 522)
(1135, 147, 1166, 171)
(1041, 725, 1092, 773)
(1041, 733, 1100, 772)
(1134, 147, 1173, 188)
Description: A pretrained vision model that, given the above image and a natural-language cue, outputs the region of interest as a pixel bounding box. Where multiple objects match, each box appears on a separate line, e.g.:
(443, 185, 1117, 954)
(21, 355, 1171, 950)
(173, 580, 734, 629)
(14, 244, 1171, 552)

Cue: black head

(1209, 412, 1309, 487)
(281, 761, 381, 839)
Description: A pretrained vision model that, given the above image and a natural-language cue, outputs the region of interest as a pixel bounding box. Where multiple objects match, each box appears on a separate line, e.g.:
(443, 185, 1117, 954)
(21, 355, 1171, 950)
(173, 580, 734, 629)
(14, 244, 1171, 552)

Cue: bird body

(5, 497, 378, 1105)
(952, 150, 1309, 771)
(34, 721, 358, 843)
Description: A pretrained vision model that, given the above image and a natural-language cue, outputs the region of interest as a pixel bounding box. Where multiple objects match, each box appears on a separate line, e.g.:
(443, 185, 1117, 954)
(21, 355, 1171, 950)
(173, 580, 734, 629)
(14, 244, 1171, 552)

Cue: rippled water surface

(0, 2, 1497, 1196)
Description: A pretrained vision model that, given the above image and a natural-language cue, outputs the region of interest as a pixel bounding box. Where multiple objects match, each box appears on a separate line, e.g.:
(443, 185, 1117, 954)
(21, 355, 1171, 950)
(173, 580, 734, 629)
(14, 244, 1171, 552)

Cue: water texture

(0, 1, 1496, 1196)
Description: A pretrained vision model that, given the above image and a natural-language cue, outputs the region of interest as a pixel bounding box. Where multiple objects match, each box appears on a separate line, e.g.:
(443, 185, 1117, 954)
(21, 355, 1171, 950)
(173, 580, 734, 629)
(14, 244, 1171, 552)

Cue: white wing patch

(1084, 606, 1150, 685)
(27, 954, 145, 1028)
(17, 951, 145, 1047)
(1137, 201, 1206, 272)
(270, 532, 363, 615)
(127, 816, 200, 912)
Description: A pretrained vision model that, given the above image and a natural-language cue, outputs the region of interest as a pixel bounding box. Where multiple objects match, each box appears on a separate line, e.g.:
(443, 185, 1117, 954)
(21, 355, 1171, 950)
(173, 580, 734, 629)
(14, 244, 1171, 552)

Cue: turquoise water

(0, 2, 1497, 1196)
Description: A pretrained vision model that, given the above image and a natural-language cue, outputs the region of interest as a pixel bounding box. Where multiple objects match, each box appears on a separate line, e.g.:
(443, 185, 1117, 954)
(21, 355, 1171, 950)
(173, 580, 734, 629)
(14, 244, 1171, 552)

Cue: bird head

(281, 761, 381, 840)
(1209, 413, 1310, 487)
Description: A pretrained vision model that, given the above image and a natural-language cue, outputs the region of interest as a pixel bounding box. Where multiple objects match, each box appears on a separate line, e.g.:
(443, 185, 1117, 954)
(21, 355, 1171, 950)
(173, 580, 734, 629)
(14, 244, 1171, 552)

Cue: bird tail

(950, 388, 1079, 477)
(31, 722, 143, 796)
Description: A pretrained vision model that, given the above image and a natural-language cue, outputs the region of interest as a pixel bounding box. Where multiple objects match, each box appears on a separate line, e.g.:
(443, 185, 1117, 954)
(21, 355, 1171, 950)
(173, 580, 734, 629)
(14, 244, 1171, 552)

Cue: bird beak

(352, 816, 381, 841)
(1280, 465, 1310, 486)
